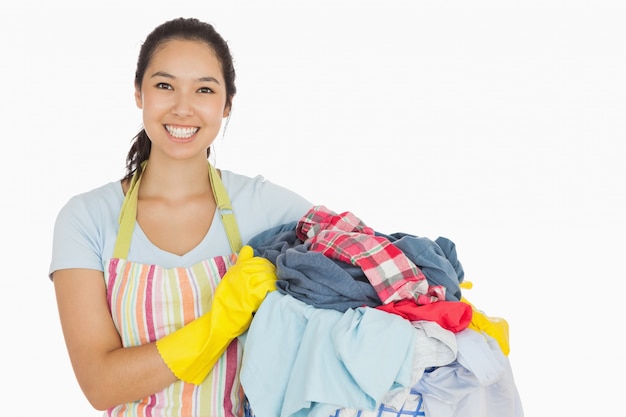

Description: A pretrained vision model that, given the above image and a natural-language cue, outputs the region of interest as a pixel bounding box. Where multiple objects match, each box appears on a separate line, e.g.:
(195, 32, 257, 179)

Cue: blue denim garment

(248, 221, 465, 307)
(378, 232, 464, 301)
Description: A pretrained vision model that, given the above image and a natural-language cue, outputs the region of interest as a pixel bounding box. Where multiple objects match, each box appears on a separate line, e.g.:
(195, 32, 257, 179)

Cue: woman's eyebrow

(150, 71, 221, 84)
(198, 76, 221, 84)
(150, 71, 174, 79)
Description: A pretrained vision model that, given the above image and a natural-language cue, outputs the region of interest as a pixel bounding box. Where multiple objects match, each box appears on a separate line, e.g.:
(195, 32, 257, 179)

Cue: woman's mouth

(165, 125, 199, 141)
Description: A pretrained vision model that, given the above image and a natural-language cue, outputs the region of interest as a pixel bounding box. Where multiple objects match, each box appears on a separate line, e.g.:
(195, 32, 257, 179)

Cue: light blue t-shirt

(49, 169, 313, 277)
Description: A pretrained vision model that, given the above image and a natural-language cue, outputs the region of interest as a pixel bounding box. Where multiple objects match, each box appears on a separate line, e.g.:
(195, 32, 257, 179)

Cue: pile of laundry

(240, 205, 524, 417)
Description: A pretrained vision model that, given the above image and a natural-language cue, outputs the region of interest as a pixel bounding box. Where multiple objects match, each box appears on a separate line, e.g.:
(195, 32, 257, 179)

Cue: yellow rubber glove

(460, 281, 510, 356)
(156, 245, 277, 385)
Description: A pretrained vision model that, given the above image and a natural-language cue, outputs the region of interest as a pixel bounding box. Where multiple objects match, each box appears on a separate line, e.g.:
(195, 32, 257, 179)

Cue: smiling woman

(48, 17, 313, 417)
(135, 39, 229, 159)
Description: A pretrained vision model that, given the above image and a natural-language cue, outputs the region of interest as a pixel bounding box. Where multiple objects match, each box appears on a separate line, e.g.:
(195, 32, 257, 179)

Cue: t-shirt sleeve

(48, 195, 106, 279)
(252, 178, 313, 230)
(225, 172, 314, 245)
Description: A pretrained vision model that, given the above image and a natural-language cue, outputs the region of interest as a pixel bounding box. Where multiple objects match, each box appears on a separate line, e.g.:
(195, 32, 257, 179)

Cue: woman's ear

(223, 96, 233, 118)
(134, 86, 143, 109)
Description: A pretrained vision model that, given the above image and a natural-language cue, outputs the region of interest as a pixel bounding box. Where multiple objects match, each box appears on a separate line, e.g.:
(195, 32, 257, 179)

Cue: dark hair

(123, 17, 237, 181)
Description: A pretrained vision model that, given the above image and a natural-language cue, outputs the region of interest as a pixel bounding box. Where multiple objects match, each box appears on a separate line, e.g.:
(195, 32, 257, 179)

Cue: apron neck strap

(209, 163, 242, 254)
(113, 161, 242, 259)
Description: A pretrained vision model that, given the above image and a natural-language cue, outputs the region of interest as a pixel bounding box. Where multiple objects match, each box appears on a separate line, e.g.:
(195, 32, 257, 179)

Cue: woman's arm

(53, 268, 177, 411)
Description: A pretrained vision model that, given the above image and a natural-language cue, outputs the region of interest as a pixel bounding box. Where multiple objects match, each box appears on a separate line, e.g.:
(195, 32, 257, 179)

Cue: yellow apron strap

(209, 163, 243, 254)
(113, 162, 144, 259)
(113, 161, 242, 260)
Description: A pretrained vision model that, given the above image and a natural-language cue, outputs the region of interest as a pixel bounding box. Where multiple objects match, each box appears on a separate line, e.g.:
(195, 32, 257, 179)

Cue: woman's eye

(156, 82, 172, 90)
(198, 87, 213, 94)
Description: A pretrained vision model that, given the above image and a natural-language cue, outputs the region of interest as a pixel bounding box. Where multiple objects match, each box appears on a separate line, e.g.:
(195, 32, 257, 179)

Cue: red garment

(376, 299, 472, 333)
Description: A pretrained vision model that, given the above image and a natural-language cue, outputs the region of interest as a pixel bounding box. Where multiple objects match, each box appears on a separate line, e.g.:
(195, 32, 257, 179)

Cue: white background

(1, 0, 624, 415)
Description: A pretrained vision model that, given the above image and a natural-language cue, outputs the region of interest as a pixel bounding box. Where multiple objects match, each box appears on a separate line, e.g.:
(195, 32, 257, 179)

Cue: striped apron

(104, 163, 245, 417)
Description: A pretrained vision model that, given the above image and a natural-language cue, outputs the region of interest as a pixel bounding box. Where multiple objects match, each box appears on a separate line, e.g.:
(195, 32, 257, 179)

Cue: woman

(49, 17, 312, 417)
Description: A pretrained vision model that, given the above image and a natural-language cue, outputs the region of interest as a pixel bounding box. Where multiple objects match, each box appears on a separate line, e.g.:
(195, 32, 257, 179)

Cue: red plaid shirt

(297, 205, 445, 304)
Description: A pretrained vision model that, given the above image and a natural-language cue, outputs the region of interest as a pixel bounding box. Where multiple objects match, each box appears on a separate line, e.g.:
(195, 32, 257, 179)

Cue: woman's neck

(138, 156, 213, 202)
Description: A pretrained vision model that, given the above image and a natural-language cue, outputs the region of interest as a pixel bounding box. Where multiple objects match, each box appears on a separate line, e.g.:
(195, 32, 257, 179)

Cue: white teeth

(166, 125, 198, 138)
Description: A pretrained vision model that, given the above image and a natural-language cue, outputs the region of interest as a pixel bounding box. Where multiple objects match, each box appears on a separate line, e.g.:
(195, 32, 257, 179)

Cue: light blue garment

(240, 291, 418, 417)
(49, 169, 312, 276)
(414, 329, 525, 417)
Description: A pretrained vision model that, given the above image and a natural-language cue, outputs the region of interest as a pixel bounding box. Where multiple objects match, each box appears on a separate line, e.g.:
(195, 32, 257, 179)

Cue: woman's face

(135, 39, 230, 162)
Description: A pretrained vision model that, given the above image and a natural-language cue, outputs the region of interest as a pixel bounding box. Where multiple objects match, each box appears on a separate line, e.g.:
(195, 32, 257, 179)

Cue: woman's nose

(171, 93, 194, 117)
